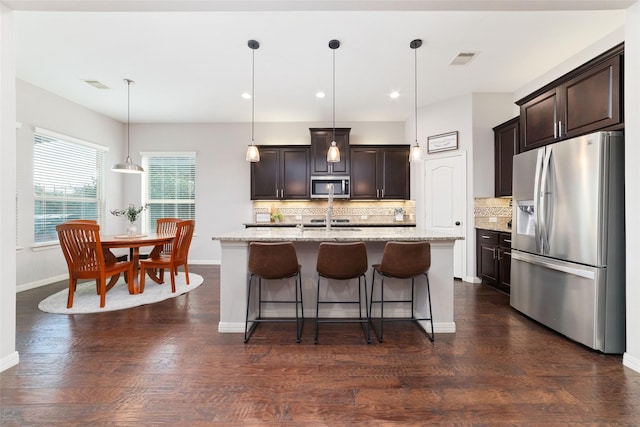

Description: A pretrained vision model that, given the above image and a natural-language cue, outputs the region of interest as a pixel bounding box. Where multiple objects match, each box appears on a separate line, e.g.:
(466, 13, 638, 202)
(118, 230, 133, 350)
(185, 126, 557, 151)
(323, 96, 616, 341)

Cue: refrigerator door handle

(539, 146, 553, 254)
(511, 251, 595, 280)
(533, 148, 545, 253)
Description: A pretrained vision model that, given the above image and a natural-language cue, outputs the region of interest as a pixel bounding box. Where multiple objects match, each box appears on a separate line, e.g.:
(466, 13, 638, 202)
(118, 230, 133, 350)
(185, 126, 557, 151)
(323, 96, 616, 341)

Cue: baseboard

(218, 321, 245, 333)
(623, 352, 640, 374)
(17, 274, 67, 293)
(0, 351, 20, 373)
(464, 275, 482, 284)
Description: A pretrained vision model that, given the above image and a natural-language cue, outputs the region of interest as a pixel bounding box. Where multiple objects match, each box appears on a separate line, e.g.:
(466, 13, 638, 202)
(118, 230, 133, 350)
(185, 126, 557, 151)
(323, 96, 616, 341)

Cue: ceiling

(8, 1, 633, 124)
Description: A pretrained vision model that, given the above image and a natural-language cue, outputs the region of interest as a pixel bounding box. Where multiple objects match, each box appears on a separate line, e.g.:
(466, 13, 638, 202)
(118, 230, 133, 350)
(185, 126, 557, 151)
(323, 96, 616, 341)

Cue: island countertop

(212, 226, 464, 242)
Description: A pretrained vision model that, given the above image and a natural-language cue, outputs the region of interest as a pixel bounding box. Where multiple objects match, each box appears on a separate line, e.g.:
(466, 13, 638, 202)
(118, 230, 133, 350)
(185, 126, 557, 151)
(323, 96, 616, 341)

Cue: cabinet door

(310, 128, 350, 175)
(381, 147, 410, 199)
(519, 89, 558, 152)
(476, 230, 499, 283)
(499, 248, 511, 289)
(281, 147, 310, 199)
(250, 148, 279, 200)
(562, 55, 621, 138)
(494, 117, 518, 197)
(350, 147, 379, 199)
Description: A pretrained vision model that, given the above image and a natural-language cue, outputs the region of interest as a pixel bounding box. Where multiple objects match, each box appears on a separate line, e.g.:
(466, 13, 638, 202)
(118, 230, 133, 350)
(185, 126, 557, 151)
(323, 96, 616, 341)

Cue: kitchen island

(212, 227, 464, 337)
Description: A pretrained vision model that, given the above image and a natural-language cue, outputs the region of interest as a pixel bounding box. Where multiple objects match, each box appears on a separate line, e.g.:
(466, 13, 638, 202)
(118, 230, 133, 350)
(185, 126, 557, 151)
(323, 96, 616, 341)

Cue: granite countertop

(213, 227, 463, 242)
(243, 222, 415, 228)
(476, 225, 512, 233)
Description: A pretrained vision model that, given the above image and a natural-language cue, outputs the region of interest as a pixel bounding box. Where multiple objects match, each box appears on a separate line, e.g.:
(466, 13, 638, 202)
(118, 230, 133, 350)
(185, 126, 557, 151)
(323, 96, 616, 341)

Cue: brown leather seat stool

(245, 242, 304, 343)
(369, 241, 434, 342)
(315, 242, 370, 344)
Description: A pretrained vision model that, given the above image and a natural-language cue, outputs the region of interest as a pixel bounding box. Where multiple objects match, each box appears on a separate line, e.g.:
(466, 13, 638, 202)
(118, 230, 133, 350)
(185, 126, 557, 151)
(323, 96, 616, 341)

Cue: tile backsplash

(474, 197, 512, 231)
(252, 200, 416, 225)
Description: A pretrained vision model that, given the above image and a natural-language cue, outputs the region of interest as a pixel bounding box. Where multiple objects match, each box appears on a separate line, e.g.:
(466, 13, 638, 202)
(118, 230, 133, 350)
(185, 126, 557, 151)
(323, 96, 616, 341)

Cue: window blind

(33, 130, 106, 244)
(141, 153, 196, 234)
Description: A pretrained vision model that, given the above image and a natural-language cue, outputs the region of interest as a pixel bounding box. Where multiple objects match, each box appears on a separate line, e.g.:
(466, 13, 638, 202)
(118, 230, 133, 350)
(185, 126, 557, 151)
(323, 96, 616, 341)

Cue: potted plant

(270, 211, 284, 223)
(110, 203, 148, 235)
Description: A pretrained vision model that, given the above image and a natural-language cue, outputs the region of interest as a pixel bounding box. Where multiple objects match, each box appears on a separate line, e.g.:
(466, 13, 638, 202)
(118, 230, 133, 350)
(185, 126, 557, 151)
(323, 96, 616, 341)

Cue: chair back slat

(156, 218, 181, 255)
(172, 220, 195, 263)
(56, 222, 105, 274)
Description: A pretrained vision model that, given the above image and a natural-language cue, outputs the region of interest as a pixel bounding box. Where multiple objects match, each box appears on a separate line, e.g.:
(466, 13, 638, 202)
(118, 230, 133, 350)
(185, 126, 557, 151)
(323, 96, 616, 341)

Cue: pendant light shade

(245, 39, 260, 162)
(327, 39, 340, 163)
(112, 79, 144, 174)
(409, 39, 423, 163)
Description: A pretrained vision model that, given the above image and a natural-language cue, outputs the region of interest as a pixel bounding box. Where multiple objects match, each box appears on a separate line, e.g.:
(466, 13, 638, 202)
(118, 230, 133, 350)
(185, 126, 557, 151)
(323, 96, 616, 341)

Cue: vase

(127, 221, 137, 236)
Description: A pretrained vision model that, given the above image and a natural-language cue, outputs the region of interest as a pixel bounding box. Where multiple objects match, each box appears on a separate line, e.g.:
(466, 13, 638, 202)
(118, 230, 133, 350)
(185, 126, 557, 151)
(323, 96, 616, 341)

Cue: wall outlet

(361, 215, 368, 220)
(489, 217, 498, 223)
(295, 215, 302, 220)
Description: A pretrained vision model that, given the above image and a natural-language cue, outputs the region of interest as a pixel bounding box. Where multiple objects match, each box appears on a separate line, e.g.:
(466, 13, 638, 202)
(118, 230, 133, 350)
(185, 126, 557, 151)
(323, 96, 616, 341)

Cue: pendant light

(245, 39, 260, 162)
(327, 39, 341, 163)
(409, 39, 423, 163)
(112, 78, 144, 173)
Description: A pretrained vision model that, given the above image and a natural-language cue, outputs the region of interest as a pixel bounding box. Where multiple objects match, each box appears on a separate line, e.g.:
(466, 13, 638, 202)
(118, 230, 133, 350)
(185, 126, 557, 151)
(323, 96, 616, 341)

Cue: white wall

(0, 3, 18, 372)
(623, 0, 640, 372)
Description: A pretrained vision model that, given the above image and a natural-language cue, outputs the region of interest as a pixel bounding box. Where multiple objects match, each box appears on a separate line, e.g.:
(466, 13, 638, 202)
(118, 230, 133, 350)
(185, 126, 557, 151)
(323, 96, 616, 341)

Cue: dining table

(100, 233, 175, 293)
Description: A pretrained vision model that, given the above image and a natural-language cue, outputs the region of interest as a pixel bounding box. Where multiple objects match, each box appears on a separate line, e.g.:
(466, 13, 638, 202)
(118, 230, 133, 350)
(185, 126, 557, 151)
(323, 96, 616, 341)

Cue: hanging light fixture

(112, 78, 144, 173)
(409, 39, 423, 163)
(327, 39, 341, 163)
(245, 39, 260, 162)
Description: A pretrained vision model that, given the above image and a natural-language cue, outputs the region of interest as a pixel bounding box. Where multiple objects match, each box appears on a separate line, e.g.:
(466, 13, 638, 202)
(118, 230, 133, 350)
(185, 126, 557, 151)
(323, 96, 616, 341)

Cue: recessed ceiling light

(241, 92, 251, 99)
(389, 91, 400, 99)
(450, 52, 476, 66)
(316, 92, 326, 98)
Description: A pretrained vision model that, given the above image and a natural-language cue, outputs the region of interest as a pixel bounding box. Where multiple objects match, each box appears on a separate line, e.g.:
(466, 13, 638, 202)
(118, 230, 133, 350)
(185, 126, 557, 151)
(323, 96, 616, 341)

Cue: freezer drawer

(510, 251, 624, 353)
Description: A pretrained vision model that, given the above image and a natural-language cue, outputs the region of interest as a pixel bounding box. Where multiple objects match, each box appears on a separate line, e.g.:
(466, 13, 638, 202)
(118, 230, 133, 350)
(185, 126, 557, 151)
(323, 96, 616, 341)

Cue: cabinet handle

(376, 189, 380, 198)
(558, 120, 563, 137)
(504, 251, 511, 256)
(381, 189, 385, 198)
(504, 239, 512, 243)
(481, 235, 492, 239)
(554, 121, 557, 138)
(490, 247, 496, 259)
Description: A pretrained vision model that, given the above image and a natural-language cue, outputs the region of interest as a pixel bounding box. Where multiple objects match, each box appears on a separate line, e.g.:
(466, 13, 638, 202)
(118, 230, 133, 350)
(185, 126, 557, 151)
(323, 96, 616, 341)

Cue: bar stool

(315, 242, 370, 344)
(369, 241, 434, 342)
(245, 242, 304, 343)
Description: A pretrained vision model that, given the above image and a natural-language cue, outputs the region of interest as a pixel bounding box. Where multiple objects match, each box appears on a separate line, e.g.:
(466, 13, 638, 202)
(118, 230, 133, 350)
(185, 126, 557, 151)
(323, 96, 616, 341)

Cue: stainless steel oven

(310, 176, 350, 199)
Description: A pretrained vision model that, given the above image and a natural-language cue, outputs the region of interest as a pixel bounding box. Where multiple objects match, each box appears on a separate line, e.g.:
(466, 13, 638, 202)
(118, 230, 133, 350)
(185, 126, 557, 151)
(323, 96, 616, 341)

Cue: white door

(423, 151, 466, 279)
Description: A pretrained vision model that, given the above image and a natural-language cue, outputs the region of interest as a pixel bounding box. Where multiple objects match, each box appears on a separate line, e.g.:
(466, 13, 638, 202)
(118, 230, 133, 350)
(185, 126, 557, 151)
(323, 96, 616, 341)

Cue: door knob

(455, 221, 461, 226)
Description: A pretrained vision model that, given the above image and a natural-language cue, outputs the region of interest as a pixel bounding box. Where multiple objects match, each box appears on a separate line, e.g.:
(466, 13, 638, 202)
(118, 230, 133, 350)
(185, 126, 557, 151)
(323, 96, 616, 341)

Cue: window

(141, 152, 196, 234)
(33, 128, 107, 244)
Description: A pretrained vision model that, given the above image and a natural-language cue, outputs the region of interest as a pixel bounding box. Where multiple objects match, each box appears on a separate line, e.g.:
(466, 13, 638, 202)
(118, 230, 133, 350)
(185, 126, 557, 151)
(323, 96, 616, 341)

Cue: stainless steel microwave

(310, 176, 350, 199)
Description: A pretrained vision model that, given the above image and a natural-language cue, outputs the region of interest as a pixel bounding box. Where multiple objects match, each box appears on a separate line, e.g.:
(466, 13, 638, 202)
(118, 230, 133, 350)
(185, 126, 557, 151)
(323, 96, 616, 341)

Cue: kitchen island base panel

(217, 239, 456, 335)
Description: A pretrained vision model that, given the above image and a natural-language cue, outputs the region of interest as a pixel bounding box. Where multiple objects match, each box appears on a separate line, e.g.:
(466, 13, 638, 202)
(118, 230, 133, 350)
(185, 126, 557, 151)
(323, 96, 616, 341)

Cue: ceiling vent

(83, 79, 110, 89)
(450, 52, 476, 66)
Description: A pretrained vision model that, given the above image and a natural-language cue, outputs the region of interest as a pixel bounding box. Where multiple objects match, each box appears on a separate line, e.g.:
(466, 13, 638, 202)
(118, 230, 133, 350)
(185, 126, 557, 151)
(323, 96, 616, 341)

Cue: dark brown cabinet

(476, 229, 511, 294)
(250, 146, 310, 200)
(310, 128, 350, 175)
(517, 43, 623, 152)
(350, 145, 410, 200)
(493, 117, 519, 197)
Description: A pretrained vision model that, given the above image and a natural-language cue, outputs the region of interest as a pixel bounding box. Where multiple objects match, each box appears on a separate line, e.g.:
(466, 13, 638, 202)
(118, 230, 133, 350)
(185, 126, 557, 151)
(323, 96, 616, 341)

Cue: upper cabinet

(517, 43, 623, 152)
(350, 145, 410, 200)
(493, 117, 519, 197)
(310, 128, 350, 175)
(250, 146, 310, 200)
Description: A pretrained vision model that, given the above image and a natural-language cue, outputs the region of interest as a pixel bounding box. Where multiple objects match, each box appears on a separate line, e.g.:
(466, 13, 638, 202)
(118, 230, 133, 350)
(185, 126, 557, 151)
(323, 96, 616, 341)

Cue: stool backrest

(248, 242, 299, 279)
(316, 242, 368, 280)
(379, 241, 431, 278)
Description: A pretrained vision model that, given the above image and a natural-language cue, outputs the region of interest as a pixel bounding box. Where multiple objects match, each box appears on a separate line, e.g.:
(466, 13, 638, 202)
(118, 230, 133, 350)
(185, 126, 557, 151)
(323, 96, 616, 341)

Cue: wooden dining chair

(155, 217, 182, 273)
(56, 221, 134, 308)
(139, 219, 195, 293)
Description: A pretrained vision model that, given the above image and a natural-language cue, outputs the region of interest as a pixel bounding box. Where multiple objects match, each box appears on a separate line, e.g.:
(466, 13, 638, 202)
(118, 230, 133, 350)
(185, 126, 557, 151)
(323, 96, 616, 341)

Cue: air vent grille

(450, 52, 476, 66)
(83, 80, 109, 89)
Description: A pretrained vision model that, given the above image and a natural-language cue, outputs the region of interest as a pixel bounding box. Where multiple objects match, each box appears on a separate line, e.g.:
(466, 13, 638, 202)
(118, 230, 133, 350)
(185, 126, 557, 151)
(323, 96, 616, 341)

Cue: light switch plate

(256, 213, 271, 223)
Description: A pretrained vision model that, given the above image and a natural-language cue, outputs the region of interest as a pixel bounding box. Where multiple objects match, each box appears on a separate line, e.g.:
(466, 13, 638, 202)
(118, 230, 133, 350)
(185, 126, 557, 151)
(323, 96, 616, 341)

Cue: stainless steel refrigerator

(510, 131, 625, 353)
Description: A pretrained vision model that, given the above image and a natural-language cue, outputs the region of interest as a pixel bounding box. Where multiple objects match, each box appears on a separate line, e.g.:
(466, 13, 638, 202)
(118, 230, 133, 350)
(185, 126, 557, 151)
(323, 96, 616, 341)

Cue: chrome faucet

(326, 183, 334, 230)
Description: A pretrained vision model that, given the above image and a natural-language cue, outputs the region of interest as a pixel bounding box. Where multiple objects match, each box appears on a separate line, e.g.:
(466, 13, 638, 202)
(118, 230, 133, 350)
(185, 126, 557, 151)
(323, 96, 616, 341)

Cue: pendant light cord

(332, 47, 336, 143)
(414, 46, 418, 144)
(251, 47, 255, 144)
(126, 79, 132, 157)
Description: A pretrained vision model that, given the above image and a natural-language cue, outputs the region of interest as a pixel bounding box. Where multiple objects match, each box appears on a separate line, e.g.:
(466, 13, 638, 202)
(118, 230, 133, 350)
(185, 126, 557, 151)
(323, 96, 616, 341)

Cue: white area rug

(38, 272, 203, 314)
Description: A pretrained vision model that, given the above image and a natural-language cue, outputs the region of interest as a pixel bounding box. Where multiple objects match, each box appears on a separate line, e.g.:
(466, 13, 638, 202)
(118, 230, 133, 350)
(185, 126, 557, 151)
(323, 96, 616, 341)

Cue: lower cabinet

(476, 229, 511, 294)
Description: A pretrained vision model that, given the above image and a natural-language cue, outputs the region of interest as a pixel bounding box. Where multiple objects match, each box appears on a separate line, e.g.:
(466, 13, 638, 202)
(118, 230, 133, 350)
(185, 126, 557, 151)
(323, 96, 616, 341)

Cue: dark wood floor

(2, 265, 640, 425)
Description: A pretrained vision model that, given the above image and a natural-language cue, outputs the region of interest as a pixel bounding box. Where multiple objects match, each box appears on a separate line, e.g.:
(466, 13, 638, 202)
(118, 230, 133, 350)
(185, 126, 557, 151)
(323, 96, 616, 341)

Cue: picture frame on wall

(427, 131, 458, 153)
